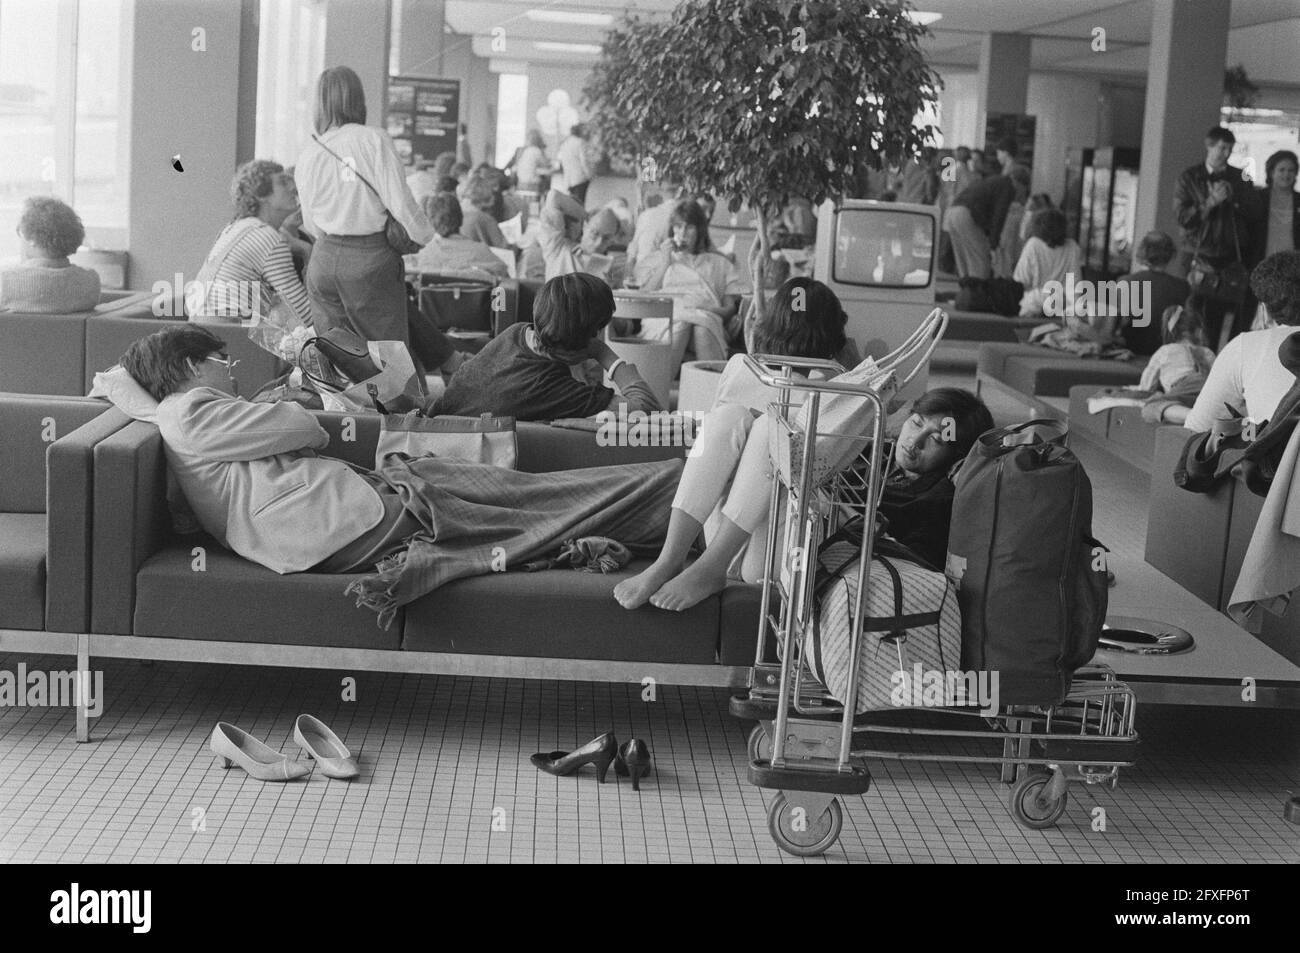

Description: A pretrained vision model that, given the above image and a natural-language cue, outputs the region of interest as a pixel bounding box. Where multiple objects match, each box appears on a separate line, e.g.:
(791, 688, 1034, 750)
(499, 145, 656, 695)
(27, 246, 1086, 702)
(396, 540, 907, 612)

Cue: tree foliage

(584, 0, 941, 220)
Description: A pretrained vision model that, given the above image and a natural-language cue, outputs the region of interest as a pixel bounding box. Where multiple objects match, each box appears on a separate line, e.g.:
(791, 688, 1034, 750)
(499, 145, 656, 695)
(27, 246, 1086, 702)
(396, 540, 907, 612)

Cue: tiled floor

(1, 660, 1296, 863)
(2, 370, 1297, 863)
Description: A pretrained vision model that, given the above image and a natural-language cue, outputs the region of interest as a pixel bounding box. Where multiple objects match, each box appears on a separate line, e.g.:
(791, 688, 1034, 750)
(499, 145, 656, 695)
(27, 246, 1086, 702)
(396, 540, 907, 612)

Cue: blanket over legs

(346, 454, 684, 628)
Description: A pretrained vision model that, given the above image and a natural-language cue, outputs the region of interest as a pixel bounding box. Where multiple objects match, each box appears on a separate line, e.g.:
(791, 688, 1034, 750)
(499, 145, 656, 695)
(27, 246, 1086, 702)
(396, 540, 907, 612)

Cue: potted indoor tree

(584, 0, 941, 322)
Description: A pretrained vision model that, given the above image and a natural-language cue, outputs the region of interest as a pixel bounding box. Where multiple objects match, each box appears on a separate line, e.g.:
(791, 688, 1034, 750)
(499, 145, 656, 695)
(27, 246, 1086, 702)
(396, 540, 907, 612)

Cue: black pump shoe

(613, 739, 652, 790)
(530, 730, 618, 782)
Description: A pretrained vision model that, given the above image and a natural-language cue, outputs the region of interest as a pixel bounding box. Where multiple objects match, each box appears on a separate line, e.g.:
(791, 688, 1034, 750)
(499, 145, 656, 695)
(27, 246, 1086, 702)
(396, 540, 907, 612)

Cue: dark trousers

(307, 233, 409, 345)
(1178, 250, 1246, 349)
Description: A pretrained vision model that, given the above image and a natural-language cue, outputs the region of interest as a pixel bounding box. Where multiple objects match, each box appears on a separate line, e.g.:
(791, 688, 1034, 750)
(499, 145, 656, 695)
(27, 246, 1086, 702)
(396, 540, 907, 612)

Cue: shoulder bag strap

(312, 133, 390, 213)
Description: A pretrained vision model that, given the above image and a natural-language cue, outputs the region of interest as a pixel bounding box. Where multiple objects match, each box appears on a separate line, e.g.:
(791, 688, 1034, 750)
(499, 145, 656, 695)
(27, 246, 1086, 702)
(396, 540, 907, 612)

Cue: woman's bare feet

(648, 559, 729, 612)
(613, 559, 682, 609)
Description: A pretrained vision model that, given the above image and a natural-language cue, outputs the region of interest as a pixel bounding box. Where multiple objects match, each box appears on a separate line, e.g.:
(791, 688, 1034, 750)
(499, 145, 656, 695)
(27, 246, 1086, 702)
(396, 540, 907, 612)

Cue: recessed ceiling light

(534, 41, 604, 54)
(907, 11, 942, 26)
(525, 10, 614, 27)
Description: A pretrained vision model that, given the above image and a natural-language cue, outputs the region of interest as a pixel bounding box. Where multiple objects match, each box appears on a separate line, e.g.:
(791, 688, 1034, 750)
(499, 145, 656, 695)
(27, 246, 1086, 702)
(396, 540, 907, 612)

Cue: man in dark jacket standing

(943, 164, 1031, 279)
(1173, 126, 1255, 347)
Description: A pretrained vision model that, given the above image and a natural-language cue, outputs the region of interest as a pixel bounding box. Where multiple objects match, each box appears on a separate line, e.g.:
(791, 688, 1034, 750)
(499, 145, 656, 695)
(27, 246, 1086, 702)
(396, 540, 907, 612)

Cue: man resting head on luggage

(120, 325, 682, 627)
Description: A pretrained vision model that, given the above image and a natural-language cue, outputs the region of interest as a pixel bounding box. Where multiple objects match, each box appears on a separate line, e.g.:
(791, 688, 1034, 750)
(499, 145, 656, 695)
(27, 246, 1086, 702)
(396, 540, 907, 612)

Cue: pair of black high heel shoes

(530, 731, 652, 790)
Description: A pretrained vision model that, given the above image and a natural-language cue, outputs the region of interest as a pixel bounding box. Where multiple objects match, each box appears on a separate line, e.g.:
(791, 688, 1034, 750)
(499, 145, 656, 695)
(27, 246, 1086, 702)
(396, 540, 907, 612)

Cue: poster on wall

(386, 76, 460, 167)
(984, 113, 1036, 173)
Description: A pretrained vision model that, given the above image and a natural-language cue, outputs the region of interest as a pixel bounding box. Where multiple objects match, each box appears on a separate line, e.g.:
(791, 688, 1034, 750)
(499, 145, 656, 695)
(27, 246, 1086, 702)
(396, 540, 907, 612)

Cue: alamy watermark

(1041, 275, 1152, 326)
(150, 273, 265, 319)
(0, 663, 103, 716)
(890, 663, 1000, 716)
(595, 406, 707, 451)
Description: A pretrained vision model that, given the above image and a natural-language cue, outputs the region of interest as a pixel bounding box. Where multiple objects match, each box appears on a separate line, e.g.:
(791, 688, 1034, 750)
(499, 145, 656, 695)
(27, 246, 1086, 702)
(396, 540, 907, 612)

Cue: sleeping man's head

(122, 325, 237, 402)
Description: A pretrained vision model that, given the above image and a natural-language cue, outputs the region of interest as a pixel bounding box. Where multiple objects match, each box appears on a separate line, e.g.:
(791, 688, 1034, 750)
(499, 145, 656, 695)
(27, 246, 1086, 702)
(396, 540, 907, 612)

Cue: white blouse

(295, 124, 434, 244)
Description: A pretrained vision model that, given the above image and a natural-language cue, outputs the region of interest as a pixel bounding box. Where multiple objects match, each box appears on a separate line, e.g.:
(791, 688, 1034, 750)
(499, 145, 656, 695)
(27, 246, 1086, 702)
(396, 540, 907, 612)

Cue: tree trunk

(744, 206, 774, 352)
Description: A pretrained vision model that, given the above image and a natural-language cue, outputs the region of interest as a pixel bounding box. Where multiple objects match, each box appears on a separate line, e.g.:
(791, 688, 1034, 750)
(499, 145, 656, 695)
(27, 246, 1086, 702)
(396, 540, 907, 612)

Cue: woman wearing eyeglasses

(122, 325, 680, 629)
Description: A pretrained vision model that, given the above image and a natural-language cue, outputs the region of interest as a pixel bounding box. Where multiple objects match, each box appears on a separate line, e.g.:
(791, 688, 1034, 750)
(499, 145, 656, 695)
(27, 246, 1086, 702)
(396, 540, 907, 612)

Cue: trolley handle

(742, 355, 890, 401)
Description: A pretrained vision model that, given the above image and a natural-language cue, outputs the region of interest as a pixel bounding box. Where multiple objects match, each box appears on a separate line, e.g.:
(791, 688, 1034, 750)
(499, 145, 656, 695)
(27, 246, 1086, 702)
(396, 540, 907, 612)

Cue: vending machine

(1083, 147, 1141, 278)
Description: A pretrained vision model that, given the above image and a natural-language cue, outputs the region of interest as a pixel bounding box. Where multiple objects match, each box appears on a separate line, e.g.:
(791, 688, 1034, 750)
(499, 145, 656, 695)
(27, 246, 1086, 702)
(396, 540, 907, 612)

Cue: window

(255, 0, 327, 168)
(0, 0, 128, 261)
(833, 208, 934, 288)
(494, 73, 528, 168)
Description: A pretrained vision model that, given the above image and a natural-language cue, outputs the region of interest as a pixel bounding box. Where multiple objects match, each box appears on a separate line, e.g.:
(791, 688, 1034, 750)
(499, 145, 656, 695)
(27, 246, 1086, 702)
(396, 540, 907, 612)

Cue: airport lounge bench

(1066, 385, 1170, 476)
(976, 342, 1145, 417)
(66, 413, 763, 741)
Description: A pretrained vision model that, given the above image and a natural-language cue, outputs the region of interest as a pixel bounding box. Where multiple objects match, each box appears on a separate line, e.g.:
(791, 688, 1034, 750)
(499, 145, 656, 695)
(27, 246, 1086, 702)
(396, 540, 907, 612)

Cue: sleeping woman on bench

(119, 325, 682, 629)
(613, 278, 994, 612)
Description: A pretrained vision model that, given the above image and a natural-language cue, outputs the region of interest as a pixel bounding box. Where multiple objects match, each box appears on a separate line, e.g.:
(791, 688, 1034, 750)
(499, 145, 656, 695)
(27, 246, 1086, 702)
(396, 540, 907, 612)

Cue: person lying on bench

(434, 272, 661, 420)
(121, 325, 682, 629)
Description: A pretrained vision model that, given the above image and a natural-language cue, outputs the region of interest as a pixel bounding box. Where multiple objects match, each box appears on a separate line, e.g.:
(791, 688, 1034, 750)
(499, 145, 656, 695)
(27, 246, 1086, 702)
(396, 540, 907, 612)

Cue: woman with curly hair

(458, 171, 510, 249)
(0, 196, 100, 313)
(187, 159, 313, 325)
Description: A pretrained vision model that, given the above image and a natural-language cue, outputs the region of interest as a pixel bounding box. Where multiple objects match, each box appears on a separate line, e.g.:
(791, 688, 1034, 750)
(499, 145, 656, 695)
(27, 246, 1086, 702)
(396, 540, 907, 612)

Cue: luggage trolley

(730, 313, 1139, 857)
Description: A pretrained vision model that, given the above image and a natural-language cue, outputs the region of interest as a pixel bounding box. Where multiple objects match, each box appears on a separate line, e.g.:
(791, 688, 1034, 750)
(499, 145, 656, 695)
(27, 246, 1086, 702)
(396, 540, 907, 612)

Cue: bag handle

(975, 417, 1067, 454)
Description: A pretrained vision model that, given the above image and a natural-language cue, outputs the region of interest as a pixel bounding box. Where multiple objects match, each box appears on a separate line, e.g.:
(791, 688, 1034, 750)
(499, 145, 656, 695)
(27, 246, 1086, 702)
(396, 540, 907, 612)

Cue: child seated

(433, 272, 660, 421)
(614, 277, 994, 611)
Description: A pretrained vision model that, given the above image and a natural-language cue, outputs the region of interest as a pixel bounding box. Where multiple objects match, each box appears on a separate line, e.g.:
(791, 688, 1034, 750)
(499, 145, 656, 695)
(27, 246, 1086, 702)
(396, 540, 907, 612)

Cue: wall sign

(387, 76, 461, 166)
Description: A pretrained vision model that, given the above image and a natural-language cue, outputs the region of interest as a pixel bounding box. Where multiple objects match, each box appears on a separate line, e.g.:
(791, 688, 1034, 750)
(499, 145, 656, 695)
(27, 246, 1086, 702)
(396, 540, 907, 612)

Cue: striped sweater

(188, 219, 313, 325)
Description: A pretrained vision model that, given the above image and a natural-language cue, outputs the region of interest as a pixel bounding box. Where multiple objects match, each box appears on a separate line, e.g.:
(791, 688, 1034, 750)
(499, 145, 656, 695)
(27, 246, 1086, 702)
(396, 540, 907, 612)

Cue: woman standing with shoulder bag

(295, 67, 435, 348)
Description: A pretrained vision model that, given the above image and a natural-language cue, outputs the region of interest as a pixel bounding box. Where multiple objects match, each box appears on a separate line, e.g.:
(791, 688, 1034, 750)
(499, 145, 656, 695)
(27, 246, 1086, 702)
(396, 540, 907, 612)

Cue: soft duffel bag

(945, 419, 1108, 706)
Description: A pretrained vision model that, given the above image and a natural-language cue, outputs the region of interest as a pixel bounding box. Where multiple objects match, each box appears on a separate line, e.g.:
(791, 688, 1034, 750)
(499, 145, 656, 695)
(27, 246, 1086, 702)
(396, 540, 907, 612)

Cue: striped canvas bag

(804, 526, 963, 715)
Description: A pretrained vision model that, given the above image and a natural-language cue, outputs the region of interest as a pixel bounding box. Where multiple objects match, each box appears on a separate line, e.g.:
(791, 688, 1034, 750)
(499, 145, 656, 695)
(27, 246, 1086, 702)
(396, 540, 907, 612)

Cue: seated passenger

(458, 173, 509, 249)
(615, 281, 992, 612)
(1116, 230, 1191, 357)
(434, 273, 661, 421)
(1013, 208, 1082, 319)
(625, 175, 685, 275)
(535, 190, 623, 284)
(633, 199, 745, 366)
(1135, 303, 1215, 425)
(1186, 250, 1300, 431)
(413, 192, 509, 281)
(0, 196, 100, 313)
(121, 324, 681, 628)
(187, 160, 313, 326)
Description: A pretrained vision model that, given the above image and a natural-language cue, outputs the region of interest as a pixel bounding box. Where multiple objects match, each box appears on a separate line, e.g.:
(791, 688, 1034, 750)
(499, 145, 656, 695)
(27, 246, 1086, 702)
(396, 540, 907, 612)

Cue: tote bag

(376, 412, 517, 469)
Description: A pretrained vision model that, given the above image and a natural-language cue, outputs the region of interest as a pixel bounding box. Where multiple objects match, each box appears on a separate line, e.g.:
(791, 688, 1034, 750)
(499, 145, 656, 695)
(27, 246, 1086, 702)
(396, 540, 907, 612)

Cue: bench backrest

(0, 395, 109, 513)
(84, 316, 285, 395)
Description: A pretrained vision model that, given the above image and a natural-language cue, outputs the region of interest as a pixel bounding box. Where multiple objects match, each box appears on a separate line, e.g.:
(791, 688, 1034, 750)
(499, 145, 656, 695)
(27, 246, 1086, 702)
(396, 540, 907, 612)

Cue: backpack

(945, 419, 1108, 706)
(805, 521, 964, 714)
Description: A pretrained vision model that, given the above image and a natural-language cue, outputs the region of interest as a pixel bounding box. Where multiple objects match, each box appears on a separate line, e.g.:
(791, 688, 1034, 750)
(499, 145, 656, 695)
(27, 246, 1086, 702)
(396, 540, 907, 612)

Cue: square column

(1132, 0, 1232, 244)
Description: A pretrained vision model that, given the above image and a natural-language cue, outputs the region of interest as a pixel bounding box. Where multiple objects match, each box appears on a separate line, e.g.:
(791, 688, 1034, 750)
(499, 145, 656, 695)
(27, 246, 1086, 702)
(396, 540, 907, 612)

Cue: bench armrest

(92, 421, 170, 635)
(45, 406, 131, 632)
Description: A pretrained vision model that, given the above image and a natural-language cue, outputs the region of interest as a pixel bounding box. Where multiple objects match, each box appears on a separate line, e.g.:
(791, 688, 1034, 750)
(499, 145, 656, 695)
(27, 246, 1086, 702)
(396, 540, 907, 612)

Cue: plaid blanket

(346, 454, 682, 628)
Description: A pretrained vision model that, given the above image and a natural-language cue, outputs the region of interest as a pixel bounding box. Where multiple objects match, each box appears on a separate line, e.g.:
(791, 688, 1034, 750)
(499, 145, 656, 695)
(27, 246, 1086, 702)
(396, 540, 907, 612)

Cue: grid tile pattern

(1, 658, 1297, 864)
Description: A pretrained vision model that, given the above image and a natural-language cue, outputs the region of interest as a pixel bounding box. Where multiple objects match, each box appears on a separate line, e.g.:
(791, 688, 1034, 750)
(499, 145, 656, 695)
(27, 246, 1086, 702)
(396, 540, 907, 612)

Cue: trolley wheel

(1009, 771, 1069, 830)
(767, 793, 844, 857)
(747, 725, 772, 764)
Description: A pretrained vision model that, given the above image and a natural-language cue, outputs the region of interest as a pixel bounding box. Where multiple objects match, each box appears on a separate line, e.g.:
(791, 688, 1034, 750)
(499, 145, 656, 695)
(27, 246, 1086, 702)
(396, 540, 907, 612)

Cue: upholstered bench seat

(402, 559, 720, 663)
(0, 513, 48, 630)
(999, 354, 1143, 397)
(132, 540, 403, 651)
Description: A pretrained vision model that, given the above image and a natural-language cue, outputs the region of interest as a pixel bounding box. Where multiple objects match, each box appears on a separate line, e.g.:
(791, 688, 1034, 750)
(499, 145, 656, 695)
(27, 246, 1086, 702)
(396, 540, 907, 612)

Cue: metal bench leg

(76, 634, 90, 743)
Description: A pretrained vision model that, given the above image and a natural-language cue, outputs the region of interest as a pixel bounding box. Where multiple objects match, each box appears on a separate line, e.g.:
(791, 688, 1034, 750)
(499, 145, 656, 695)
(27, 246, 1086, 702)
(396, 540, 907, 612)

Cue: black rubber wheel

(747, 725, 772, 764)
(1009, 771, 1069, 829)
(767, 792, 844, 856)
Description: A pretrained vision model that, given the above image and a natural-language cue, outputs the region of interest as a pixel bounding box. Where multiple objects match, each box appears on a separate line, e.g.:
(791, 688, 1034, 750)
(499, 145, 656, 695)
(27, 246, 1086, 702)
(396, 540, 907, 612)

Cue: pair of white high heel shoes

(211, 715, 358, 781)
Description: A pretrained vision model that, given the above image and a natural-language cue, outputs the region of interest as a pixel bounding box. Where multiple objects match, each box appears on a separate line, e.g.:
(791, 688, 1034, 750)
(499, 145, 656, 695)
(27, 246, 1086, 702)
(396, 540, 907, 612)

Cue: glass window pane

(256, 0, 326, 167)
(74, 0, 128, 245)
(0, 0, 60, 261)
(494, 73, 527, 168)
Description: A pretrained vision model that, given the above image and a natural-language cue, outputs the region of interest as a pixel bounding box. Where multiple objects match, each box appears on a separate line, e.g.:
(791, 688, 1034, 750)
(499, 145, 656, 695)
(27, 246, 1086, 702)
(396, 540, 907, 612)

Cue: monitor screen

(832, 208, 934, 288)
